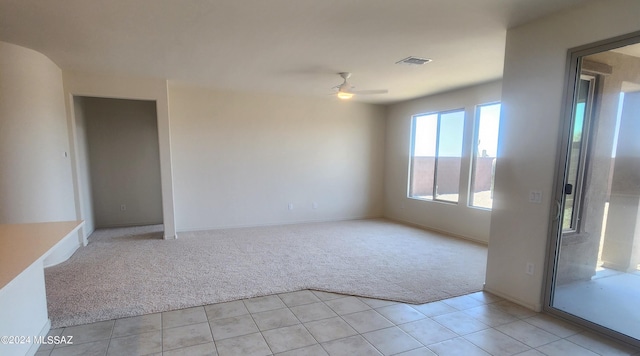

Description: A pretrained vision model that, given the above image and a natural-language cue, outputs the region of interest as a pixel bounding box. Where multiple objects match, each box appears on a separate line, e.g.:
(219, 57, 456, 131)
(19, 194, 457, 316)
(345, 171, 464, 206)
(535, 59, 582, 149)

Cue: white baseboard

(175, 215, 383, 234)
(387, 217, 489, 246)
(483, 284, 543, 312)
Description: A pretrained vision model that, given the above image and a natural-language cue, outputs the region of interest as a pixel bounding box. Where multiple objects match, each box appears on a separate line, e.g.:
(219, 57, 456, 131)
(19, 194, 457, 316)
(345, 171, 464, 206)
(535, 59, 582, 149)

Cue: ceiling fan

(332, 72, 388, 99)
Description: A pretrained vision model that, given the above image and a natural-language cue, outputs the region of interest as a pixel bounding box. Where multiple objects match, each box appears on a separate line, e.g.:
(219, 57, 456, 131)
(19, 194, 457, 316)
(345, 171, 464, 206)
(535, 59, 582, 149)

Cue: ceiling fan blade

(351, 89, 388, 95)
(330, 73, 386, 97)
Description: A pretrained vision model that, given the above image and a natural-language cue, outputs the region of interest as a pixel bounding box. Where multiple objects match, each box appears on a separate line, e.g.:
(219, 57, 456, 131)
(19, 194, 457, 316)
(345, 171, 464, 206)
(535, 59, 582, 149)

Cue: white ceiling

(0, 0, 590, 104)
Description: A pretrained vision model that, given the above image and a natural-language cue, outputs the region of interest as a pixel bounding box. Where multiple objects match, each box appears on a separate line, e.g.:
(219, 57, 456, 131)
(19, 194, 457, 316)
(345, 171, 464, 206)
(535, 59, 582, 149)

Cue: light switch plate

(529, 190, 542, 203)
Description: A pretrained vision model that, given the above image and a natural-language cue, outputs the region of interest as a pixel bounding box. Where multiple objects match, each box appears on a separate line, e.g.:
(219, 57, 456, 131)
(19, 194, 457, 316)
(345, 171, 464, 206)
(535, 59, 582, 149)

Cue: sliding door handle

(564, 184, 573, 195)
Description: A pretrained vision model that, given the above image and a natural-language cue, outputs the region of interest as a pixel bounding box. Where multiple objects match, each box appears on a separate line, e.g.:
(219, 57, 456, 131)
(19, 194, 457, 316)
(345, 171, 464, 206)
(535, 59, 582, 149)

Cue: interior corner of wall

(483, 285, 543, 312)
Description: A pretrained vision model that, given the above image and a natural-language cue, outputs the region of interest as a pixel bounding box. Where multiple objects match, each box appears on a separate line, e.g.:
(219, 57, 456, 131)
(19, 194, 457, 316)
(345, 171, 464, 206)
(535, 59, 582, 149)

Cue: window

(469, 103, 501, 209)
(562, 75, 596, 232)
(409, 109, 465, 203)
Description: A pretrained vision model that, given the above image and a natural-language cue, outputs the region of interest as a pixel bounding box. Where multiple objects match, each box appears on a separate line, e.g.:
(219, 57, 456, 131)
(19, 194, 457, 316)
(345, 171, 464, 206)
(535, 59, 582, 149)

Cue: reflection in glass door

(547, 39, 640, 346)
(562, 76, 594, 233)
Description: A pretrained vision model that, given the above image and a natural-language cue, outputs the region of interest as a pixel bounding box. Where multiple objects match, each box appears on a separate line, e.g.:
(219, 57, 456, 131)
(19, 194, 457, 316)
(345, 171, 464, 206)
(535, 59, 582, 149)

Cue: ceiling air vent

(396, 56, 432, 66)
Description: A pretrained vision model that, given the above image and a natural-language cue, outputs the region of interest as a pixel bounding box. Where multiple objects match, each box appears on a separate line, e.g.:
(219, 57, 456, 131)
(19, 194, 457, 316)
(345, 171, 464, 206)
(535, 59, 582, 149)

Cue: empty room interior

(1, 1, 640, 355)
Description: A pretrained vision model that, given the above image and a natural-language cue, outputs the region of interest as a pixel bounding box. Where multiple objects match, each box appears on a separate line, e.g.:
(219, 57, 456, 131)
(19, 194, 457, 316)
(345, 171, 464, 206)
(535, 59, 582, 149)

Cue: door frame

(77, 96, 165, 229)
(63, 73, 177, 240)
(543, 30, 640, 348)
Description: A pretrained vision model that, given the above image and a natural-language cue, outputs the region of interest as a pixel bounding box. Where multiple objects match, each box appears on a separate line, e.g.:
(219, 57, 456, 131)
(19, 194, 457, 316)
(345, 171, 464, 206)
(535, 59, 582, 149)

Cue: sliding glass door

(546, 34, 640, 347)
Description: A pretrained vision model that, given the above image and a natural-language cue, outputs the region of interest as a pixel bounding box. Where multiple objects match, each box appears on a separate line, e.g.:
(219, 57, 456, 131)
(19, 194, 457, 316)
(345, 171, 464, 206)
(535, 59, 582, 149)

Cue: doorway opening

(74, 96, 164, 235)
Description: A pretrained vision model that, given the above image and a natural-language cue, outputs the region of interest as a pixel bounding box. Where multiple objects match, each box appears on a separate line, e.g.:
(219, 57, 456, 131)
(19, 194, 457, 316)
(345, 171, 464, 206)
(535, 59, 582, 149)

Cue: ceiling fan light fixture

(332, 72, 386, 99)
(337, 91, 353, 99)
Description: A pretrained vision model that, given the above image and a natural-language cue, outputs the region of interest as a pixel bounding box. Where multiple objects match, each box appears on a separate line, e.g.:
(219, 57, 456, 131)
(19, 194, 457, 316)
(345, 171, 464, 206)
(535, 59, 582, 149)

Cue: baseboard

(82, 226, 95, 244)
(175, 215, 384, 234)
(483, 284, 543, 312)
(96, 221, 163, 229)
(386, 217, 489, 246)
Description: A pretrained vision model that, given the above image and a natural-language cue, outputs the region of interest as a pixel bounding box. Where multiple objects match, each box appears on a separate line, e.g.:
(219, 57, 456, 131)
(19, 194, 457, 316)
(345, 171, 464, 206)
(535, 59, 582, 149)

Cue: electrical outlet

(120, 204, 126, 211)
(312, 202, 318, 210)
(526, 262, 535, 276)
(288, 203, 294, 210)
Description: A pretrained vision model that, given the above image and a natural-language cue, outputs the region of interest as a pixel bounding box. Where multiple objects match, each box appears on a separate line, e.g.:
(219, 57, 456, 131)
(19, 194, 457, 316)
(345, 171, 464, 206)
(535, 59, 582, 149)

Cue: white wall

(168, 83, 386, 231)
(0, 261, 50, 356)
(83, 97, 163, 228)
(72, 97, 95, 237)
(63, 72, 177, 238)
(0, 41, 76, 224)
(485, 0, 640, 310)
(384, 81, 502, 243)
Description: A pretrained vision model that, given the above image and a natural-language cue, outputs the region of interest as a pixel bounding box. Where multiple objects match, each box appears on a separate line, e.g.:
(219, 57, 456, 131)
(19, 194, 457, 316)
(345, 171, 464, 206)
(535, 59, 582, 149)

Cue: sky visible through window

(476, 104, 500, 158)
(574, 103, 585, 142)
(413, 111, 465, 157)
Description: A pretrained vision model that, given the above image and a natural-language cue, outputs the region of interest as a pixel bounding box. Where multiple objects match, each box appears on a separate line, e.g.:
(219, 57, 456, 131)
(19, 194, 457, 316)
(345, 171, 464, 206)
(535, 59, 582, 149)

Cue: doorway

(74, 96, 164, 231)
(546, 34, 640, 347)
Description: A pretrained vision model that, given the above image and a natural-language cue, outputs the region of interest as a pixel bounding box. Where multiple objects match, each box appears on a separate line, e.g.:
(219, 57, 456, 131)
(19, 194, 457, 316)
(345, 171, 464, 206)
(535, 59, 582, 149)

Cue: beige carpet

(45, 219, 487, 328)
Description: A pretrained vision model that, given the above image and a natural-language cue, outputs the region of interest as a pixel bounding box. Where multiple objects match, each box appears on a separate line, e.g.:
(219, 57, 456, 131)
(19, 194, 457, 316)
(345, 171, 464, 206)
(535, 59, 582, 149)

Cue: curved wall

(0, 41, 75, 223)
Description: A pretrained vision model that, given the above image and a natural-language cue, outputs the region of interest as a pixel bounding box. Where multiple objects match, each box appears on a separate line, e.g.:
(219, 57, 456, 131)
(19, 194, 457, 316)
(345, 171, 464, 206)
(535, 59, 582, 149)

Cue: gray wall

(83, 97, 163, 228)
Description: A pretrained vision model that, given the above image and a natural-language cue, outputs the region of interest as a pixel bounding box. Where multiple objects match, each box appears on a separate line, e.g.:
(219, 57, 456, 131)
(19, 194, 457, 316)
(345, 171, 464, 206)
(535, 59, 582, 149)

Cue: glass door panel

(548, 41, 640, 346)
(562, 77, 593, 232)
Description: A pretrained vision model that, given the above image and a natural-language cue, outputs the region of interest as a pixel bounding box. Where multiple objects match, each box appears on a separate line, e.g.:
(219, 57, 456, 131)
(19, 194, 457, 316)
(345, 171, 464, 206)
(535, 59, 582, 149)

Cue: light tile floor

(35, 290, 639, 356)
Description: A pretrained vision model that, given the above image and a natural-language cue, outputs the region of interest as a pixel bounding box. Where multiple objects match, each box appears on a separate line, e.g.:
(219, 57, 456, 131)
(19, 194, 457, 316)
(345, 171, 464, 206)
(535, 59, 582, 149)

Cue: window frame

(468, 101, 501, 210)
(408, 108, 466, 204)
(562, 74, 597, 234)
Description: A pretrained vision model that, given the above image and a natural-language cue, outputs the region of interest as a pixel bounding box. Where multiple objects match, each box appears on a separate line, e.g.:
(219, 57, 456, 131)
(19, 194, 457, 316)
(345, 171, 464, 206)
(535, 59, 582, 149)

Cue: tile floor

(35, 290, 639, 356)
